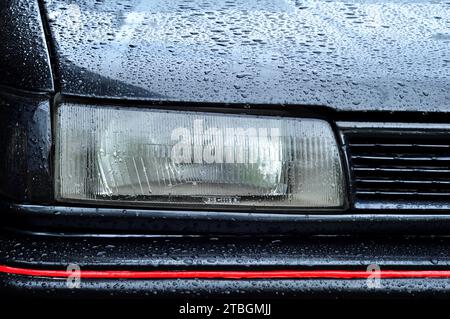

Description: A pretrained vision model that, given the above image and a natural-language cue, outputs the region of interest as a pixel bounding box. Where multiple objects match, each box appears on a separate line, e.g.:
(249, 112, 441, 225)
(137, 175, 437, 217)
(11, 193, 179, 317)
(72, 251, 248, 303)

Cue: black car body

(0, 0, 450, 298)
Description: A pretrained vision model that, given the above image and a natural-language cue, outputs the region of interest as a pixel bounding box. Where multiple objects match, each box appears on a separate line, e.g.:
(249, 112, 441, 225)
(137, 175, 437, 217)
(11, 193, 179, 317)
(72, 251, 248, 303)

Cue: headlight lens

(56, 103, 345, 209)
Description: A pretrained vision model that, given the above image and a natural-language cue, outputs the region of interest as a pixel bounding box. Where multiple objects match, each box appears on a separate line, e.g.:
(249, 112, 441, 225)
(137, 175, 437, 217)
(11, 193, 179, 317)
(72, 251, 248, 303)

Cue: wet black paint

(43, 0, 450, 111)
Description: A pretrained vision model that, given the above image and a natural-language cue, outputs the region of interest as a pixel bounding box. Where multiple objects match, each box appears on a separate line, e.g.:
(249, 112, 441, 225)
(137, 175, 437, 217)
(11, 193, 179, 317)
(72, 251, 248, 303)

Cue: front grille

(341, 124, 450, 209)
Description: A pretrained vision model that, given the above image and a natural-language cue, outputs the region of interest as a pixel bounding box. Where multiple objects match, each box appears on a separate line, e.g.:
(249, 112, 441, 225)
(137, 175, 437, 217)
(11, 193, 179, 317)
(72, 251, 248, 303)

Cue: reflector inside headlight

(56, 103, 345, 209)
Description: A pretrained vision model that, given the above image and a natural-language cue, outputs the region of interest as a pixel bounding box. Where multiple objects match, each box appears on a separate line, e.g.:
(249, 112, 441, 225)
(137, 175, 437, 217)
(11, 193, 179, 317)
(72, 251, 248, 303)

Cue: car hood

(44, 0, 450, 112)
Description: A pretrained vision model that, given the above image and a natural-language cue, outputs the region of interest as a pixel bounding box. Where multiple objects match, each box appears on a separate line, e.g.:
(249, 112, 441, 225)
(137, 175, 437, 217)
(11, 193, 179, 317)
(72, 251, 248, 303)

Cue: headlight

(55, 103, 346, 209)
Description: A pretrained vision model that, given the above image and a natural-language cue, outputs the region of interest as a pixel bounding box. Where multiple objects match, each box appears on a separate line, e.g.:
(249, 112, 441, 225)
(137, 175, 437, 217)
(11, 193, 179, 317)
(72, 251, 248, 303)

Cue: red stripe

(2, 265, 450, 279)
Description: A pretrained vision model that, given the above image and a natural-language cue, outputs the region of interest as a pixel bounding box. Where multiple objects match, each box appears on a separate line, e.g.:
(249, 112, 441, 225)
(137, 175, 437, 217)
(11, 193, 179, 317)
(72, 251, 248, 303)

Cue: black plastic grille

(344, 129, 450, 207)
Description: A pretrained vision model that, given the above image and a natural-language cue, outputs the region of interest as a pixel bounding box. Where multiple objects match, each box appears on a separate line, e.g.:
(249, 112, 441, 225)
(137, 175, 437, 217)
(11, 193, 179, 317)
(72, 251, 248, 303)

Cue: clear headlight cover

(55, 103, 345, 209)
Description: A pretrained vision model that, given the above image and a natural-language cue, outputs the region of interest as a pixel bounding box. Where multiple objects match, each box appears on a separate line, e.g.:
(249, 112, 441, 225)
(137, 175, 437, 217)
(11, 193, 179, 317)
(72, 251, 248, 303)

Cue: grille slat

(352, 155, 450, 161)
(345, 130, 450, 206)
(356, 191, 450, 196)
(355, 179, 450, 192)
(354, 167, 450, 172)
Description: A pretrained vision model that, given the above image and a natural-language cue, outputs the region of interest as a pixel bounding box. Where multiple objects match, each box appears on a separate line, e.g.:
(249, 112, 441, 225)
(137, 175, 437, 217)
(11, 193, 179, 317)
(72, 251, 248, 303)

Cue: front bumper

(3, 229, 450, 298)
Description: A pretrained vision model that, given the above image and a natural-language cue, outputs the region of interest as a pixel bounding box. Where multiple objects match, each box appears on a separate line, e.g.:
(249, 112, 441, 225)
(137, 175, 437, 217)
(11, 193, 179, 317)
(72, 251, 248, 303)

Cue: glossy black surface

(1, 0, 450, 299)
(2, 232, 450, 297)
(0, 0, 53, 92)
(0, 90, 53, 203)
(8, 203, 450, 235)
(42, 0, 450, 112)
(2, 232, 450, 269)
(4, 276, 450, 298)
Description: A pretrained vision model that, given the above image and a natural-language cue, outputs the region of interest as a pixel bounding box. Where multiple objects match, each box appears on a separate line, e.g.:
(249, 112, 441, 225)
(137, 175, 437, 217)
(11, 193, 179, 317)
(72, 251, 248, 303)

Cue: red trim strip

(2, 265, 450, 279)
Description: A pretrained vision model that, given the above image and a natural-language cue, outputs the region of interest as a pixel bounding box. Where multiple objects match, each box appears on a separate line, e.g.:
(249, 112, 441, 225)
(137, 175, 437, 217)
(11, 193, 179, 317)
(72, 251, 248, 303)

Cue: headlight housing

(55, 103, 346, 210)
